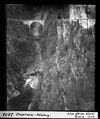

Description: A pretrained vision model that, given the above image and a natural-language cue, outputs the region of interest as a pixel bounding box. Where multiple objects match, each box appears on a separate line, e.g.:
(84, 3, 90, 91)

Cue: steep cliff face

(7, 5, 95, 111)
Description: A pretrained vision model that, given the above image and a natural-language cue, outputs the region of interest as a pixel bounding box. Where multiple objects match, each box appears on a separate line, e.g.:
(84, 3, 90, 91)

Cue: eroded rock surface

(7, 5, 95, 111)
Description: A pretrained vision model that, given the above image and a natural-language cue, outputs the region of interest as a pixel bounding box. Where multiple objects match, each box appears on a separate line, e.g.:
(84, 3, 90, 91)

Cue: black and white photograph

(6, 4, 95, 113)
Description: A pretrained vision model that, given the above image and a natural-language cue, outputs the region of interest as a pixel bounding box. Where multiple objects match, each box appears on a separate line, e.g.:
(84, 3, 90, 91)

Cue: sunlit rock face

(24, 76, 39, 89)
(7, 4, 95, 111)
(69, 5, 95, 29)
